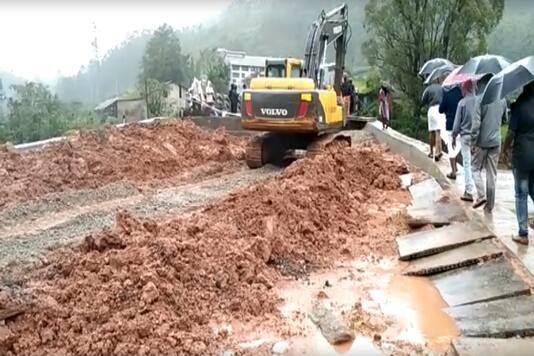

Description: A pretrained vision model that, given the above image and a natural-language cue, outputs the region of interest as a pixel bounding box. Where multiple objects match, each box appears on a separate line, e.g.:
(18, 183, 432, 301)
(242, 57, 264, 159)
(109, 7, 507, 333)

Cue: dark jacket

(510, 93, 534, 170)
(421, 84, 443, 107)
(439, 86, 463, 131)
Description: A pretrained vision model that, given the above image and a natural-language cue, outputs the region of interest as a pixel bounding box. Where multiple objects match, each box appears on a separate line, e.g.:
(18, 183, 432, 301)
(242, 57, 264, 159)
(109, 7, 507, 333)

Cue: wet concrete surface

(403, 239, 503, 276)
(406, 202, 468, 228)
(397, 221, 495, 261)
(432, 257, 530, 307)
(409, 178, 443, 208)
(453, 337, 534, 356)
(446, 294, 534, 337)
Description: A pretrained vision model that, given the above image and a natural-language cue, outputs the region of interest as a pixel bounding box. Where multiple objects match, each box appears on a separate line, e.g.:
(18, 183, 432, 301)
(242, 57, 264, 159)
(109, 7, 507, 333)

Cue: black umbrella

(424, 63, 456, 85)
(458, 54, 510, 75)
(481, 56, 534, 105)
(419, 58, 454, 79)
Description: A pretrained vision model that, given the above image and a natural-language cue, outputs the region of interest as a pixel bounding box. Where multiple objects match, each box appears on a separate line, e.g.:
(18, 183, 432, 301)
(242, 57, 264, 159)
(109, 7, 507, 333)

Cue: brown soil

(1, 142, 410, 355)
(0, 120, 246, 209)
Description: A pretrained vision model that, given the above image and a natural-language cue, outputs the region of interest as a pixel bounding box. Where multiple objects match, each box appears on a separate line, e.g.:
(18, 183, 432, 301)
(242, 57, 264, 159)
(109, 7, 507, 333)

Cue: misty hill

(179, 0, 368, 68)
(54, 0, 533, 105)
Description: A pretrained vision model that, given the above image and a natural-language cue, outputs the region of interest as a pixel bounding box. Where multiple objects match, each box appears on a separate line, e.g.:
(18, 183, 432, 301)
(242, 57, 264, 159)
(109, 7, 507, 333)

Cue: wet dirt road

(0, 164, 280, 269)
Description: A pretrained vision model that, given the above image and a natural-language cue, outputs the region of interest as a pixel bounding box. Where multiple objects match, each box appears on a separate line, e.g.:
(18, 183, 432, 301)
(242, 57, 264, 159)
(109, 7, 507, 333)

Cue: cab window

(290, 66, 302, 78)
(266, 65, 286, 78)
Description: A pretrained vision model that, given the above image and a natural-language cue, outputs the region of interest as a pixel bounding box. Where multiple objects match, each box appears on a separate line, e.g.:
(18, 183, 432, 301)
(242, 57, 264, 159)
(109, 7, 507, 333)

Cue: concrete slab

(453, 337, 534, 356)
(409, 178, 443, 208)
(446, 295, 534, 337)
(432, 258, 530, 306)
(397, 221, 495, 261)
(452, 337, 534, 356)
(403, 239, 503, 276)
(407, 202, 467, 228)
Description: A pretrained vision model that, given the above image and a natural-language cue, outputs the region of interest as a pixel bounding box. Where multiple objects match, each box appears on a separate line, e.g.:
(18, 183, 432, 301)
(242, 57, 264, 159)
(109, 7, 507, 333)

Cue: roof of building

(217, 48, 279, 68)
(94, 97, 144, 111)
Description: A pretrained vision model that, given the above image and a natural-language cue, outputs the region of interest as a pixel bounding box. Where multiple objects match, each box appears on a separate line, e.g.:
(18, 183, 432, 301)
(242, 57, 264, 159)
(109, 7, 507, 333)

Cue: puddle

(378, 274, 459, 350)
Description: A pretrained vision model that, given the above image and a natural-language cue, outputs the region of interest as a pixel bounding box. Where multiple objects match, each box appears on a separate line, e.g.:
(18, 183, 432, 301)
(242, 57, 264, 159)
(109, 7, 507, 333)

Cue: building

(166, 83, 188, 117)
(216, 48, 274, 89)
(94, 97, 147, 123)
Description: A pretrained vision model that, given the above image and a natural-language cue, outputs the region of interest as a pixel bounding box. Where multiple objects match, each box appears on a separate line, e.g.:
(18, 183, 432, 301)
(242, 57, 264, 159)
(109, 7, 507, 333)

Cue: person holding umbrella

(503, 82, 534, 245)
(470, 74, 508, 213)
(422, 74, 446, 161)
(439, 85, 463, 179)
(452, 79, 477, 202)
(482, 56, 534, 245)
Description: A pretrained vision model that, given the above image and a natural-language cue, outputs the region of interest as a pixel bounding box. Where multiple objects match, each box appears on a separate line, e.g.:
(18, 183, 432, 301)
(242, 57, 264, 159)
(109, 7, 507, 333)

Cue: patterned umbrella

(481, 56, 534, 105)
(458, 54, 511, 75)
(419, 58, 454, 79)
(442, 67, 485, 88)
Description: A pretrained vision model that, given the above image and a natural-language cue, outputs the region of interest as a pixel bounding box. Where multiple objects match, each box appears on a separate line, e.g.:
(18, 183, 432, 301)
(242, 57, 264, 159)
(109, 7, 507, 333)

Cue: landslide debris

(0, 120, 246, 208)
(1, 142, 410, 355)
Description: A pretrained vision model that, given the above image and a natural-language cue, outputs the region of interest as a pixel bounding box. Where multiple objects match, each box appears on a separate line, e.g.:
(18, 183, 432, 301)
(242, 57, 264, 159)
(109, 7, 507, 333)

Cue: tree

(363, 0, 504, 114)
(140, 79, 169, 117)
(141, 24, 190, 85)
(7, 82, 66, 143)
(192, 48, 230, 93)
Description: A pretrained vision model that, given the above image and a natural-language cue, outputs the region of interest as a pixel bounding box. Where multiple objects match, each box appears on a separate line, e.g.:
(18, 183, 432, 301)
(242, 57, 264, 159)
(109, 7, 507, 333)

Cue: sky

(0, 1, 230, 82)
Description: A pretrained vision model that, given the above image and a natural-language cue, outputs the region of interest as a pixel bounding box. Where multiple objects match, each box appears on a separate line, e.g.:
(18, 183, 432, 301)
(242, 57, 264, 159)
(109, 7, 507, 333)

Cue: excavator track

(245, 136, 265, 169)
(306, 132, 352, 158)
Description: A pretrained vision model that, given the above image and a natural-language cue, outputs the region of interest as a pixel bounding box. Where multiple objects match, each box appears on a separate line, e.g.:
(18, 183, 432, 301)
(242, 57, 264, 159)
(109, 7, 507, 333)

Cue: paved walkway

(368, 121, 534, 275)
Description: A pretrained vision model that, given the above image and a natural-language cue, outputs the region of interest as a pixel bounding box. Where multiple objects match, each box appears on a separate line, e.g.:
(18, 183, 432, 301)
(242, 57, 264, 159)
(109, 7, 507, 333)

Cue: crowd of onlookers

(421, 58, 534, 245)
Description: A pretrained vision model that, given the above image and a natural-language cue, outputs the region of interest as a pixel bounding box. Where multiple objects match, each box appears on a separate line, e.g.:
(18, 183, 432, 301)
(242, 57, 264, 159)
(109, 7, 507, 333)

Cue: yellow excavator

(241, 4, 358, 168)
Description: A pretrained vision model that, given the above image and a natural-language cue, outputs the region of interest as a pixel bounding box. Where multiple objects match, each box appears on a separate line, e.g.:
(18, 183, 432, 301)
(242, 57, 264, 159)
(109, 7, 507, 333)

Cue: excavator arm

(303, 3, 350, 95)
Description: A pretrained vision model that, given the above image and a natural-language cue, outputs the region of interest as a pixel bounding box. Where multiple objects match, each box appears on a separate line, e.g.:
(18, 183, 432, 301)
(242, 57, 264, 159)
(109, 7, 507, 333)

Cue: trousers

(472, 146, 500, 209)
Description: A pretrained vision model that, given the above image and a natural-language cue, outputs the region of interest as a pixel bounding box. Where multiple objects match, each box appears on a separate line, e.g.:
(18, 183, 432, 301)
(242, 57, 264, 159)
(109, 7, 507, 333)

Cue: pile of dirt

(0, 120, 246, 208)
(1, 142, 410, 355)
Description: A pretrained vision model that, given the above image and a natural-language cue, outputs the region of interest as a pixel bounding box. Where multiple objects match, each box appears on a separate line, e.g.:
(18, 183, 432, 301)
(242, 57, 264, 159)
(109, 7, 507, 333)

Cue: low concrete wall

(365, 121, 451, 189)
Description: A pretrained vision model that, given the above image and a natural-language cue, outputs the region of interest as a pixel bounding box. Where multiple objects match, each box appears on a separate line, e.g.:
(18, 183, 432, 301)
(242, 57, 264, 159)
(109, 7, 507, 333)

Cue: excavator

(241, 3, 362, 168)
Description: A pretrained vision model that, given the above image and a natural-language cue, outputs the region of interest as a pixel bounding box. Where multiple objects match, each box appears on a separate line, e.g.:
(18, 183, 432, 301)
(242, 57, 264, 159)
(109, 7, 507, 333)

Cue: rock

(272, 341, 289, 354)
(141, 282, 159, 305)
(190, 341, 207, 354)
(221, 351, 235, 356)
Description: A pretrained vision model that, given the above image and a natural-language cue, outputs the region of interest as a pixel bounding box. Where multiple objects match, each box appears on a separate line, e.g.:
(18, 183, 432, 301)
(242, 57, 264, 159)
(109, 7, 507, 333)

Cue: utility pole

(91, 21, 101, 103)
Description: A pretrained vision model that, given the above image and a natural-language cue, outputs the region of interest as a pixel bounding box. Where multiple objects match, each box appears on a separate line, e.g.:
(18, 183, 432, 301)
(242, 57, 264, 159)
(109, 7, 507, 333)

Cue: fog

(0, 1, 230, 81)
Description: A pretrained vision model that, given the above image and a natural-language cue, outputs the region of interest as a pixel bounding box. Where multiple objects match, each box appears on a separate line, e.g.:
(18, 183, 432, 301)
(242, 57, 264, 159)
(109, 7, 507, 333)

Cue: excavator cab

(265, 58, 304, 78)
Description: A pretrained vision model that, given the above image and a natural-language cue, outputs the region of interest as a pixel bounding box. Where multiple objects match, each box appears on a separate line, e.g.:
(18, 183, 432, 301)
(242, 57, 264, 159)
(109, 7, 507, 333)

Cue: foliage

(363, 0, 504, 115)
(0, 82, 109, 144)
(140, 24, 191, 86)
(140, 79, 170, 117)
(191, 48, 230, 93)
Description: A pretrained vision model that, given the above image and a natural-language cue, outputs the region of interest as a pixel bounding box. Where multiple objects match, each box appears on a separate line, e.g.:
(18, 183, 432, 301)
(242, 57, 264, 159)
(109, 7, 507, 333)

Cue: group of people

(423, 73, 534, 245)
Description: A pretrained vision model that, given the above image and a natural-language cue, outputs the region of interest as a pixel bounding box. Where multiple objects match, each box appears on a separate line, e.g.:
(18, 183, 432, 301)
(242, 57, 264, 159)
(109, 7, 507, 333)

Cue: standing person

(228, 84, 239, 114)
(378, 84, 392, 130)
(439, 85, 463, 179)
(503, 82, 534, 245)
(471, 89, 508, 212)
(348, 79, 356, 114)
(422, 81, 445, 161)
(452, 80, 477, 202)
(341, 76, 352, 116)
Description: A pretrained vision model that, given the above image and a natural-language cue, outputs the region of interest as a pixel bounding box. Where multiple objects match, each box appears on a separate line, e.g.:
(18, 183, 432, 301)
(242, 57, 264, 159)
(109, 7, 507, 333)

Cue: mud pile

(1, 142, 410, 355)
(0, 120, 246, 208)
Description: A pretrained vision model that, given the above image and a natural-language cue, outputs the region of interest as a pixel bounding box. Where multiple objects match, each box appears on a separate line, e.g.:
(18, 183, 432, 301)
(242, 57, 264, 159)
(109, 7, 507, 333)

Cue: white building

(216, 48, 274, 89)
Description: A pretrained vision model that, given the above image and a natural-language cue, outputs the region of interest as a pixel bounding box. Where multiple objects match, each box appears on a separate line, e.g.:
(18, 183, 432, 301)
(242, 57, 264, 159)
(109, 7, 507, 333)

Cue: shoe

(473, 198, 487, 209)
(428, 152, 433, 158)
(461, 192, 474, 202)
(434, 153, 443, 162)
(512, 235, 529, 245)
(447, 173, 457, 180)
